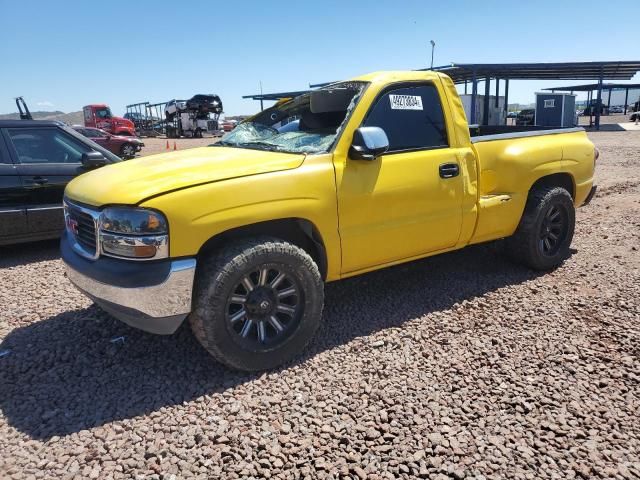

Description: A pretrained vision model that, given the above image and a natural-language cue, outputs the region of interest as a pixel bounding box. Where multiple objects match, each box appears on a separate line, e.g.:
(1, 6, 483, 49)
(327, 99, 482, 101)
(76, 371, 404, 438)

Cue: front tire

(120, 143, 136, 158)
(189, 237, 324, 371)
(505, 186, 575, 270)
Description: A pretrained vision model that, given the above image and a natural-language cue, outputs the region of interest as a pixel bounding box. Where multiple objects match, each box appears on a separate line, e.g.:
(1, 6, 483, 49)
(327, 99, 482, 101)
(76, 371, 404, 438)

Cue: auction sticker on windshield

(389, 94, 423, 110)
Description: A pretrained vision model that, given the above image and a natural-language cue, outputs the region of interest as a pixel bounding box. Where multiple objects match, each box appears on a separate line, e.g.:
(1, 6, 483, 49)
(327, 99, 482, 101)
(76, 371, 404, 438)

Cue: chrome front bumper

(64, 257, 197, 334)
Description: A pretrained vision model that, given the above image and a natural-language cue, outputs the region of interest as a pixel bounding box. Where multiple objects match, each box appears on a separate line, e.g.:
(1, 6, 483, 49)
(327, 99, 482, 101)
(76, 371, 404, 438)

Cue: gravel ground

(1, 131, 639, 479)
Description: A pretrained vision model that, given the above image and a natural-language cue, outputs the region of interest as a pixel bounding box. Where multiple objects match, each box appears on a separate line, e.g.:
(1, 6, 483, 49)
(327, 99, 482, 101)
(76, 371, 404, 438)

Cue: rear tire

(189, 237, 324, 371)
(505, 186, 575, 270)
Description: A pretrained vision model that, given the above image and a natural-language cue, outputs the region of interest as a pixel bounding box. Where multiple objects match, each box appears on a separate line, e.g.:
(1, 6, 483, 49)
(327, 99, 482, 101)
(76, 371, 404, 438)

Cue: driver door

(335, 82, 464, 274)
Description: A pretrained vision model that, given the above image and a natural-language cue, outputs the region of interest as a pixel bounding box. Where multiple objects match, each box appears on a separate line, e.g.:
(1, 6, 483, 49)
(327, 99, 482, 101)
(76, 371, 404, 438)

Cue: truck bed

(469, 125, 582, 142)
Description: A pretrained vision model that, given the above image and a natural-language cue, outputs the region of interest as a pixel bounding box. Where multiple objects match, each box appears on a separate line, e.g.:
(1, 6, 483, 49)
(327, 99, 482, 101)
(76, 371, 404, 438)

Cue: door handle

(25, 176, 49, 187)
(439, 163, 460, 179)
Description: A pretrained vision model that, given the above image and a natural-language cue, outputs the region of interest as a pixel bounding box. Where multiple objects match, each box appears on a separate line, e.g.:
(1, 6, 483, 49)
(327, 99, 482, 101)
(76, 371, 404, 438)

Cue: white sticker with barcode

(389, 94, 423, 110)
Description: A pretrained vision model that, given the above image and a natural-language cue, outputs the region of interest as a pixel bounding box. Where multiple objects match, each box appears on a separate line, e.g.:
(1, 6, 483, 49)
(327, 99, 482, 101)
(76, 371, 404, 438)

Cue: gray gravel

(1, 131, 639, 479)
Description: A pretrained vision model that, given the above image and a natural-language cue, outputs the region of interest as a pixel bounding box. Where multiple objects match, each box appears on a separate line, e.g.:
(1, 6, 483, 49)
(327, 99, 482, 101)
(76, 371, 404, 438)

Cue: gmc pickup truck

(61, 71, 597, 371)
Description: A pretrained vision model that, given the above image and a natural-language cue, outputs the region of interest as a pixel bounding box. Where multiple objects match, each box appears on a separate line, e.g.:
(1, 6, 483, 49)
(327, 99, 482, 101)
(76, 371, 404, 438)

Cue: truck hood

(65, 146, 305, 206)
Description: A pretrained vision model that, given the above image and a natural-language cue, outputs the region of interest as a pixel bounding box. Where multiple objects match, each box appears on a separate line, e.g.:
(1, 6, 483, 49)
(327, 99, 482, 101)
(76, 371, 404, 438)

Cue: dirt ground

(139, 136, 220, 156)
(0, 130, 639, 479)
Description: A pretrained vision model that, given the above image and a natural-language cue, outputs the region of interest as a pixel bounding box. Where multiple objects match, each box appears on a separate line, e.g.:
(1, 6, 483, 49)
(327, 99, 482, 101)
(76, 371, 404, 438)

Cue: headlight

(99, 207, 168, 260)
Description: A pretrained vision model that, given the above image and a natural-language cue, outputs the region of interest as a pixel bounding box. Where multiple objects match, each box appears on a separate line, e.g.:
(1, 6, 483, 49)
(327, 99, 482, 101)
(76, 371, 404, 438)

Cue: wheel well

(530, 173, 575, 199)
(197, 218, 328, 279)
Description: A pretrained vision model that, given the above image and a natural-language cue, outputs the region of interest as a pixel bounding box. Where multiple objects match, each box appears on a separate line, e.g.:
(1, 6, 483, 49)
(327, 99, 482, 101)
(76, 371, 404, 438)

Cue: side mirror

(349, 127, 389, 161)
(81, 151, 107, 168)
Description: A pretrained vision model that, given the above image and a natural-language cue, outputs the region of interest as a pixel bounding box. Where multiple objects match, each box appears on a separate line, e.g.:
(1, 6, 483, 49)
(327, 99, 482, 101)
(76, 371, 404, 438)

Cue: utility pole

(430, 40, 436, 70)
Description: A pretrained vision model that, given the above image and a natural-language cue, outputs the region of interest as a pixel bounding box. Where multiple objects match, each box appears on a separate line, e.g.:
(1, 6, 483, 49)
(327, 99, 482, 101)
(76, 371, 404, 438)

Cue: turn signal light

(102, 241, 158, 259)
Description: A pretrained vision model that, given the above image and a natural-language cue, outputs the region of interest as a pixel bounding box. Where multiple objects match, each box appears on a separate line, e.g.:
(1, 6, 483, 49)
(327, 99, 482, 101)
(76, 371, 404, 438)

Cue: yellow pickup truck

(61, 71, 597, 370)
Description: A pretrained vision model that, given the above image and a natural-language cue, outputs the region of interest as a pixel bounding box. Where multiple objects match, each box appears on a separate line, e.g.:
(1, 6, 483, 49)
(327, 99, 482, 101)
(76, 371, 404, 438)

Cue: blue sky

(1, 0, 638, 116)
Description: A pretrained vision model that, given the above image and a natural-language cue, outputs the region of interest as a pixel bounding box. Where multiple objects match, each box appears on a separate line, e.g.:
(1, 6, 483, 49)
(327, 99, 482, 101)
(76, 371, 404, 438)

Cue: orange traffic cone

(173, 142, 177, 151)
(166, 140, 170, 150)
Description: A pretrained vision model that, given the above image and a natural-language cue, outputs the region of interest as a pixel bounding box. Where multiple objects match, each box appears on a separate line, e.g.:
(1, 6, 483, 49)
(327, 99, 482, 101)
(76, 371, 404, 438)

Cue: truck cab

(83, 104, 136, 137)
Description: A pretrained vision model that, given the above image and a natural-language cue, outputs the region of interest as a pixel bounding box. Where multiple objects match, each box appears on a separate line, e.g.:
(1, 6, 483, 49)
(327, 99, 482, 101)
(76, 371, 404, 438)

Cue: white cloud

(36, 101, 55, 108)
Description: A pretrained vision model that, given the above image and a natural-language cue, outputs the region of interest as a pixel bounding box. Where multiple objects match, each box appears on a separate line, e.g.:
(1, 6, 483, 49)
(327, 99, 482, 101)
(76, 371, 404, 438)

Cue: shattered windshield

(218, 82, 366, 154)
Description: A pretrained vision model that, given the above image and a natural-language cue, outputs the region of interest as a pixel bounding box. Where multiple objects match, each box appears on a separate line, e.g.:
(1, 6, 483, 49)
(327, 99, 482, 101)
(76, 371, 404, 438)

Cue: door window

(84, 128, 106, 138)
(363, 84, 448, 152)
(0, 137, 10, 164)
(7, 128, 91, 164)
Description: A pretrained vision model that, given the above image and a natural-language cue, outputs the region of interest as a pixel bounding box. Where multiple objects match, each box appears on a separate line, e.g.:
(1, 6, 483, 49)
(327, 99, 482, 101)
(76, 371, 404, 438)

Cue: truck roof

(348, 70, 448, 84)
(0, 120, 63, 128)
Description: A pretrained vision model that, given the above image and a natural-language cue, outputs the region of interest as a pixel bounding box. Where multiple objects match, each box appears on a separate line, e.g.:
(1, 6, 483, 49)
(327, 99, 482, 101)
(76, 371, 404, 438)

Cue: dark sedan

(73, 126, 144, 159)
(0, 120, 120, 246)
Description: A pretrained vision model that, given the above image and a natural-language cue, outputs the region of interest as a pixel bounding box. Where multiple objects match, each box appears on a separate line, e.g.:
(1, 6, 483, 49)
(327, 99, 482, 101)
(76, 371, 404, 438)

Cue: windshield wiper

(239, 141, 283, 152)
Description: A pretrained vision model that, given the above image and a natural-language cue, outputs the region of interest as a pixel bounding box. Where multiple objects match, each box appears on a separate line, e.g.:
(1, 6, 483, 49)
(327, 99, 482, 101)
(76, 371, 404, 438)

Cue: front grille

(67, 203, 97, 256)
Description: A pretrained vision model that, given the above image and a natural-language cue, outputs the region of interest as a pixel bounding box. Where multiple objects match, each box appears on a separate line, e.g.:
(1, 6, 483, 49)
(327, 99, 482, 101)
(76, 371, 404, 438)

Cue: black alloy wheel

(538, 204, 569, 257)
(225, 265, 302, 351)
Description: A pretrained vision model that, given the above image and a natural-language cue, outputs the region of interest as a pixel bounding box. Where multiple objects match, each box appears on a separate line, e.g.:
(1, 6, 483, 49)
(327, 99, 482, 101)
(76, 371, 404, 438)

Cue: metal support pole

(595, 70, 603, 130)
(259, 81, 264, 112)
(495, 78, 499, 107)
(504, 79, 509, 125)
(588, 90, 593, 127)
(464, 80, 467, 95)
(483, 76, 490, 125)
(430, 40, 435, 70)
(607, 88, 612, 109)
(470, 70, 478, 124)
(624, 88, 629, 115)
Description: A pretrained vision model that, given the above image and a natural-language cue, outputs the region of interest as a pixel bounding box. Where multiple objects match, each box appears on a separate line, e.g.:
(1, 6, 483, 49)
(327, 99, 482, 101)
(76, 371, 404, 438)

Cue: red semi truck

(83, 104, 136, 136)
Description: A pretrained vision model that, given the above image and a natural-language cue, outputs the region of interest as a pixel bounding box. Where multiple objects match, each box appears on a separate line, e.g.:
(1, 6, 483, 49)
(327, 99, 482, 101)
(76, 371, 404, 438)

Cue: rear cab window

(363, 83, 448, 152)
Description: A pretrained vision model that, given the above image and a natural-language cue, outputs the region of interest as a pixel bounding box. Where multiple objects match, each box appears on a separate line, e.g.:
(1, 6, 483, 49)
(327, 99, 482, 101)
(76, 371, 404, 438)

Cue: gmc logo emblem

(66, 217, 79, 236)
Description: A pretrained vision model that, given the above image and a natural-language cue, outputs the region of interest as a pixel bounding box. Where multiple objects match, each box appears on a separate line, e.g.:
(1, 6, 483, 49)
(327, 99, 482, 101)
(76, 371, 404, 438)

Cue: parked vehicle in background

(164, 94, 223, 138)
(609, 106, 624, 114)
(220, 120, 238, 132)
(62, 70, 596, 371)
(0, 120, 120, 246)
(515, 109, 535, 126)
(83, 104, 136, 136)
(73, 126, 144, 158)
(630, 111, 640, 121)
(507, 111, 518, 118)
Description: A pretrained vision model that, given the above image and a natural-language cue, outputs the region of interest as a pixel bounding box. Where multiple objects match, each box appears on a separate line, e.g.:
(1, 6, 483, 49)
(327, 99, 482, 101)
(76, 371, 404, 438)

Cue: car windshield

(218, 82, 366, 154)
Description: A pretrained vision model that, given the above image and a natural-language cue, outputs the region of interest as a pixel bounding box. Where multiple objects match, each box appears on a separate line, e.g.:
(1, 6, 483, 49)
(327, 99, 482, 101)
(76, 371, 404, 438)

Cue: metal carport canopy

(242, 90, 311, 111)
(543, 82, 640, 91)
(430, 61, 640, 83)
(241, 90, 310, 101)
(429, 61, 640, 129)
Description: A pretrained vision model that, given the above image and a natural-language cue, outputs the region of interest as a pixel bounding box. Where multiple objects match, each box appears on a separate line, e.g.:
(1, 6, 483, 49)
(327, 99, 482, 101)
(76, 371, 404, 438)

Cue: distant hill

(0, 110, 84, 125)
